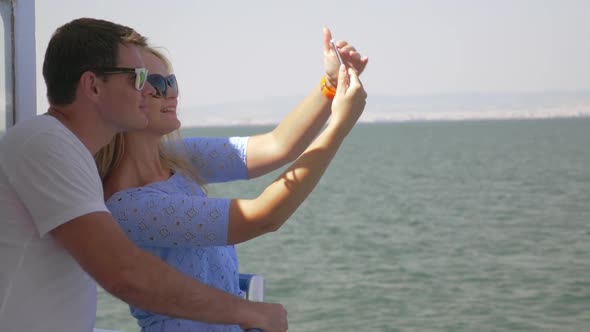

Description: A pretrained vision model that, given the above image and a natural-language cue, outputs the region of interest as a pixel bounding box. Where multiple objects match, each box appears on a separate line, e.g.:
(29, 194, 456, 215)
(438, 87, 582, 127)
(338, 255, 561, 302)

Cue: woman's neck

(104, 132, 171, 199)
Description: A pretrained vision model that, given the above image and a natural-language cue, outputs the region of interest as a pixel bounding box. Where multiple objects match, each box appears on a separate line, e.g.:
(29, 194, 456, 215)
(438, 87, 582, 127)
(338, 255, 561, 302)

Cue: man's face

(96, 43, 154, 132)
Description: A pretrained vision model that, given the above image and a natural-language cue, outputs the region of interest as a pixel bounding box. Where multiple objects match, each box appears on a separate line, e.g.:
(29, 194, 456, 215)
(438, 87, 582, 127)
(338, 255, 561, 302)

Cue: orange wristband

(320, 76, 336, 99)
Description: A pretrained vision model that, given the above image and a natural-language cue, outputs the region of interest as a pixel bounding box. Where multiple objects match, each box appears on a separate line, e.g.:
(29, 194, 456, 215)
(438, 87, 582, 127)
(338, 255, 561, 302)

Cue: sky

(34, 0, 590, 120)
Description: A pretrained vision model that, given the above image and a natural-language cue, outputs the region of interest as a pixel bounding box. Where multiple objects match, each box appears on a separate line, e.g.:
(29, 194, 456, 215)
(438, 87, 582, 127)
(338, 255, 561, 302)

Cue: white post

(0, 0, 14, 131)
(246, 274, 265, 302)
(12, 0, 36, 122)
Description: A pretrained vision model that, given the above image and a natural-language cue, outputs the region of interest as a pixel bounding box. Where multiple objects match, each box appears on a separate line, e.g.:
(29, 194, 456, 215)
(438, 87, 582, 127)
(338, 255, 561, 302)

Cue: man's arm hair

(50, 212, 255, 326)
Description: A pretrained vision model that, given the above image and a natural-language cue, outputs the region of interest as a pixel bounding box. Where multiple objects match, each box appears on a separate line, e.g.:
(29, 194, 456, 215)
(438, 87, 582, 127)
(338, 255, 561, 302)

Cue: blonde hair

(95, 46, 206, 191)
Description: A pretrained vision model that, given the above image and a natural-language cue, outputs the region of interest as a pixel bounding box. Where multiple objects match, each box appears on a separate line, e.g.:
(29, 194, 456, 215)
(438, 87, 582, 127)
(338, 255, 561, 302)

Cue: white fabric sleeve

(1, 130, 108, 237)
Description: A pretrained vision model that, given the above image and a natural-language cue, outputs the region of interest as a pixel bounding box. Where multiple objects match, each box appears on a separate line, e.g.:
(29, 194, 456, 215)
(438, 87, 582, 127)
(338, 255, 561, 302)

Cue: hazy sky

(35, 0, 590, 115)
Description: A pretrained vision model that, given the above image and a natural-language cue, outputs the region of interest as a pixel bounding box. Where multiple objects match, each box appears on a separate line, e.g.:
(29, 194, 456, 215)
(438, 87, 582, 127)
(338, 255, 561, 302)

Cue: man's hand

(242, 301, 288, 332)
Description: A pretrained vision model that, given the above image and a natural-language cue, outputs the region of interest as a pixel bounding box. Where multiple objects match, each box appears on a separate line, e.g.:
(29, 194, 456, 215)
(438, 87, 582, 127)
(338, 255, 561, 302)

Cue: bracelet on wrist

(320, 76, 336, 99)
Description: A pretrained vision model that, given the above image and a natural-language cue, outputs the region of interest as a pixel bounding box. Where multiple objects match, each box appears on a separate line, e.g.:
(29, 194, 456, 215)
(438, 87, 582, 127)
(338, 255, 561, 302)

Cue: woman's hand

(330, 64, 367, 132)
(323, 27, 369, 88)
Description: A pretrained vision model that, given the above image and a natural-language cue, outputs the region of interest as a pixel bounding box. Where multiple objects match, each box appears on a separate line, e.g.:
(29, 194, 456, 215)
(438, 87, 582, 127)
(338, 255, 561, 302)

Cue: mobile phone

(330, 39, 344, 66)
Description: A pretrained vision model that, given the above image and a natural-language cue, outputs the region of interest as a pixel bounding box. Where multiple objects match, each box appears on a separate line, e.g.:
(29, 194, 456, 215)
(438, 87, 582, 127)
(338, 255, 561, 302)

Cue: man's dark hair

(42, 18, 147, 106)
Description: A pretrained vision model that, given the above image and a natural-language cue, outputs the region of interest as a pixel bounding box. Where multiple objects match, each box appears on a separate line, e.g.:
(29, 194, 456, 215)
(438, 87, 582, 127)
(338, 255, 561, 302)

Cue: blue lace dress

(107, 136, 249, 332)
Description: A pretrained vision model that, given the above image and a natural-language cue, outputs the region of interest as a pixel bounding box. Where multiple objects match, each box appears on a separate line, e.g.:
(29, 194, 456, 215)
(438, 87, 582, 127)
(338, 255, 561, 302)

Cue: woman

(95, 29, 368, 331)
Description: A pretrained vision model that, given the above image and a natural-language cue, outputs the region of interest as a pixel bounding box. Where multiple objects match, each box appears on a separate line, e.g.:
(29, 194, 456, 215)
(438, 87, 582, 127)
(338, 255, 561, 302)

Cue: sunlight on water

(97, 119, 590, 332)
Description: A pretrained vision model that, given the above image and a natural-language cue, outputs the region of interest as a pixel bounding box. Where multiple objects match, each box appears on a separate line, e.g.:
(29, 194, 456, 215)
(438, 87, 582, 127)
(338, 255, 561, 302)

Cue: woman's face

(143, 50, 181, 135)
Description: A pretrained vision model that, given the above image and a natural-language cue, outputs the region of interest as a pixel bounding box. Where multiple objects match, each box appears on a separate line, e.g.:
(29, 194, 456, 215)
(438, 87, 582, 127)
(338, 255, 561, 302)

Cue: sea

(96, 118, 590, 332)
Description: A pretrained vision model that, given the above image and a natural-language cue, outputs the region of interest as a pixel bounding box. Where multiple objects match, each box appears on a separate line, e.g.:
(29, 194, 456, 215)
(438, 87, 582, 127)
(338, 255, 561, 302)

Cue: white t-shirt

(0, 115, 108, 332)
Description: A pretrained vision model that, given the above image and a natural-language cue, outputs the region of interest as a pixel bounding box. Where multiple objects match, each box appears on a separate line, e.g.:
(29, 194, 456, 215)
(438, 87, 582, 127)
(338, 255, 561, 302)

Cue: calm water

(96, 119, 590, 332)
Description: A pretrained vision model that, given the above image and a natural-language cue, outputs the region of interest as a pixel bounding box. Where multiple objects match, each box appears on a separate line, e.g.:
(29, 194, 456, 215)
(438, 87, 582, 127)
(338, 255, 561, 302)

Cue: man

(0, 18, 286, 332)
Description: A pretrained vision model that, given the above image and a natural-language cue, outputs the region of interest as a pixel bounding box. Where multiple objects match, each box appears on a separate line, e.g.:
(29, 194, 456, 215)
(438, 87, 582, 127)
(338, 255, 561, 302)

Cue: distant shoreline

(180, 113, 590, 129)
(179, 91, 590, 128)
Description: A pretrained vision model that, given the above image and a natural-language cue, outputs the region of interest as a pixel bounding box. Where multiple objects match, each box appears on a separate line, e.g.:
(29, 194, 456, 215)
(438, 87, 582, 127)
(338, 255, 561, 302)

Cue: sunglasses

(90, 67, 148, 90)
(147, 74, 178, 98)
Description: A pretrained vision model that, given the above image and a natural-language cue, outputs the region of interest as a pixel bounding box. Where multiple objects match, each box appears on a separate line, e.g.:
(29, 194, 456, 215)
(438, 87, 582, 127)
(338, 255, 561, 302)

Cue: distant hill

(179, 91, 590, 127)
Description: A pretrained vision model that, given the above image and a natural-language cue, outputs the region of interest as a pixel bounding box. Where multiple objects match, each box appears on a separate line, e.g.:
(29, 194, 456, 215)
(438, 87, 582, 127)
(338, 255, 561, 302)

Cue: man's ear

(79, 71, 101, 101)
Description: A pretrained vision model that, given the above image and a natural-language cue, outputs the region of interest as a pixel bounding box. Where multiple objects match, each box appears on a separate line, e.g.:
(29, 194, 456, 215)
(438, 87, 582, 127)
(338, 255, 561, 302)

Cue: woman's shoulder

(181, 136, 249, 149)
(105, 172, 206, 205)
(105, 174, 177, 205)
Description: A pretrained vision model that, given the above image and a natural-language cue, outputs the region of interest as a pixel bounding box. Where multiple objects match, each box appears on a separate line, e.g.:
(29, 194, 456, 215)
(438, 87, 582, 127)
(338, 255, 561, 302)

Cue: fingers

(357, 56, 369, 75)
(338, 43, 357, 63)
(335, 64, 349, 97)
(323, 29, 369, 86)
(347, 66, 362, 89)
(322, 27, 333, 54)
(339, 43, 355, 54)
(335, 43, 368, 75)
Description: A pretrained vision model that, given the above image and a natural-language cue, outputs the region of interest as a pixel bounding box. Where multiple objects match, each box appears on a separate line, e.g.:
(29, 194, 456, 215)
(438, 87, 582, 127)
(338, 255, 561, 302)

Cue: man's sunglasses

(147, 74, 178, 98)
(90, 67, 148, 90)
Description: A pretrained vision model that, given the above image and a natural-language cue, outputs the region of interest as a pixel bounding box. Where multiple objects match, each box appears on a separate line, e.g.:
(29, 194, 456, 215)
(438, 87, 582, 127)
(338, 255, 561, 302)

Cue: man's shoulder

(0, 115, 89, 173)
(2, 114, 58, 140)
(5, 114, 59, 131)
(1, 115, 75, 152)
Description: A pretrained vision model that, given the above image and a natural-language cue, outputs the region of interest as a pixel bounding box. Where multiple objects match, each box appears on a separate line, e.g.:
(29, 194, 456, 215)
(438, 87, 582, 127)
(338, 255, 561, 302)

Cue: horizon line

(179, 112, 590, 129)
(181, 89, 590, 109)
